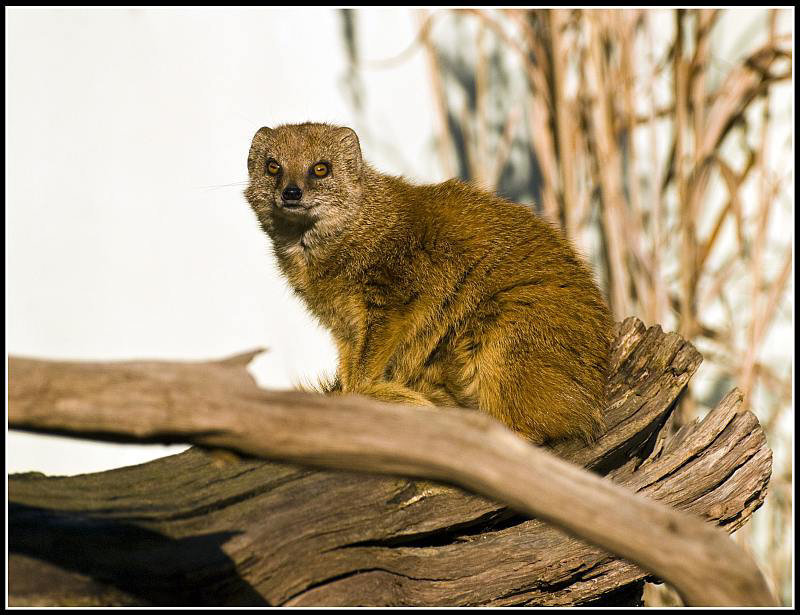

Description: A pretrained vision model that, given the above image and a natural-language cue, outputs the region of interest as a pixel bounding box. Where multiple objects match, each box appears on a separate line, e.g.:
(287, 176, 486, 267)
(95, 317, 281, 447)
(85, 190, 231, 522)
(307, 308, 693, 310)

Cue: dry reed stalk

(416, 9, 456, 180)
(518, 14, 561, 224)
(548, 9, 578, 235)
(674, 11, 695, 340)
(738, 9, 782, 407)
(697, 154, 753, 273)
(362, 11, 439, 70)
(585, 10, 633, 318)
(610, 10, 654, 319)
(570, 129, 594, 256)
(474, 22, 490, 187)
(491, 106, 521, 189)
(644, 11, 669, 326)
(698, 253, 741, 312)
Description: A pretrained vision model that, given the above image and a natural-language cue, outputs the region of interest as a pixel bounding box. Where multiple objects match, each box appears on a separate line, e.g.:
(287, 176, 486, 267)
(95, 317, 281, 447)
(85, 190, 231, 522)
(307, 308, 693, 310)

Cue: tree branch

(8, 318, 776, 606)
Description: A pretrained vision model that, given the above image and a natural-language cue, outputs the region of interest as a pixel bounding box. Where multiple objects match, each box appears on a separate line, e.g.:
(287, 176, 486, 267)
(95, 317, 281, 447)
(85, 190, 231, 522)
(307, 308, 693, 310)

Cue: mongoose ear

(247, 126, 274, 175)
(335, 126, 362, 175)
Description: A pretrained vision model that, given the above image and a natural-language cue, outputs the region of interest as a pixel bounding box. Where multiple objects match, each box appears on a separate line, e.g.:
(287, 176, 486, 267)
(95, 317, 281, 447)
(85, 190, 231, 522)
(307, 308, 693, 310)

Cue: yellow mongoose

(244, 122, 612, 444)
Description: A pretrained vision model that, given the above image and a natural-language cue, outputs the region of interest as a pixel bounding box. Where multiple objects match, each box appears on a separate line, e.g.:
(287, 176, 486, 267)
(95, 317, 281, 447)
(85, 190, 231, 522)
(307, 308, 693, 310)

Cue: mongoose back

(244, 122, 612, 444)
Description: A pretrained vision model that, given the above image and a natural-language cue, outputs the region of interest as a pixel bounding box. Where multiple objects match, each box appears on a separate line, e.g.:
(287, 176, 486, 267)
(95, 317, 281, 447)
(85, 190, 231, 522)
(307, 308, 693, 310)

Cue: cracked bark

(8, 318, 774, 606)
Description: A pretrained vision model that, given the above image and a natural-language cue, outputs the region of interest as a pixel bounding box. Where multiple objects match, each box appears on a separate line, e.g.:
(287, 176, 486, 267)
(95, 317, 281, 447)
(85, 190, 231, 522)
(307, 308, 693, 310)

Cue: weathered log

(8, 318, 774, 606)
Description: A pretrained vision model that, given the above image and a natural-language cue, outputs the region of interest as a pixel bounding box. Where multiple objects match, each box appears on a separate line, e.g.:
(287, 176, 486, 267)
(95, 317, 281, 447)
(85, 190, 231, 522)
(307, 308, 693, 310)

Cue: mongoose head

(244, 122, 363, 245)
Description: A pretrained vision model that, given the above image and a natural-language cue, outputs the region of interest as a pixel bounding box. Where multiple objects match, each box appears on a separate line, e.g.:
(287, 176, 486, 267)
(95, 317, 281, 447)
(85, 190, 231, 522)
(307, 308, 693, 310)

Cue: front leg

(336, 298, 398, 390)
(350, 380, 435, 406)
(333, 302, 433, 406)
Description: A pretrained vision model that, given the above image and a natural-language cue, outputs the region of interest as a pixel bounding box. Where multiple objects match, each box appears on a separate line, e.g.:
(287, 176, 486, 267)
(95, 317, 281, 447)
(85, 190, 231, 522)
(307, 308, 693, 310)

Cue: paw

(357, 381, 435, 406)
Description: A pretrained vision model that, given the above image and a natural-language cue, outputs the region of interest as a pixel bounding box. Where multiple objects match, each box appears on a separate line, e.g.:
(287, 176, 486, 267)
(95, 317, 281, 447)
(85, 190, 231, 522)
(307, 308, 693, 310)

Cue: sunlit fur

(244, 122, 613, 444)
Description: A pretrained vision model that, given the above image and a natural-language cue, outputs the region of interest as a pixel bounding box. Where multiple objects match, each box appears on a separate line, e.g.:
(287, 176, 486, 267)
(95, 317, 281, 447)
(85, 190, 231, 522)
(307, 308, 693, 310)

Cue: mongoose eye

(311, 162, 330, 178)
(266, 160, 281, 176)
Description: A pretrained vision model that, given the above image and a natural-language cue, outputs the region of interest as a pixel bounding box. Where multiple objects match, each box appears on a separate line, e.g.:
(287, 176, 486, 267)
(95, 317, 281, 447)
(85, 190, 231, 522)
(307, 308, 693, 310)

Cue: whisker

(193, 180, 251, 191)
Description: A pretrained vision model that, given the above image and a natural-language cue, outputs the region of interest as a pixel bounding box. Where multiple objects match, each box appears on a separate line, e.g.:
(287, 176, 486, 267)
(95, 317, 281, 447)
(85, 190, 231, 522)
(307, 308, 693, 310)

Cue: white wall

(6, 7, 437, 475)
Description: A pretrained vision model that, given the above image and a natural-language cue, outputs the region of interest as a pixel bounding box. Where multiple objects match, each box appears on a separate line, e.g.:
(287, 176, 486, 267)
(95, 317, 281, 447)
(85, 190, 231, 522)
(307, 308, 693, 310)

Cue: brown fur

(244, 122, 612, 444)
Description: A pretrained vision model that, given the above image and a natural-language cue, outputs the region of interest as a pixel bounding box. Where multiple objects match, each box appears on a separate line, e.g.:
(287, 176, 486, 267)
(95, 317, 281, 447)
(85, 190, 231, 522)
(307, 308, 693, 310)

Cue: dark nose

(282, 184, 302, 202)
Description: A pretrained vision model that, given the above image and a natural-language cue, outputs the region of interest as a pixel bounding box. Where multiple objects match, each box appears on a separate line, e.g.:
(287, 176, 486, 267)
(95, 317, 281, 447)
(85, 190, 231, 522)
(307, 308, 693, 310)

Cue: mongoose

(244, 122, 612, 444)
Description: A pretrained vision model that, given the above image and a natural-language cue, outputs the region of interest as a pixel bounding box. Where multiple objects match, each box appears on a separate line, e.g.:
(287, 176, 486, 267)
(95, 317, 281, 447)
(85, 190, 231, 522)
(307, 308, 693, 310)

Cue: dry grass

(342, 7, 793, 605)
